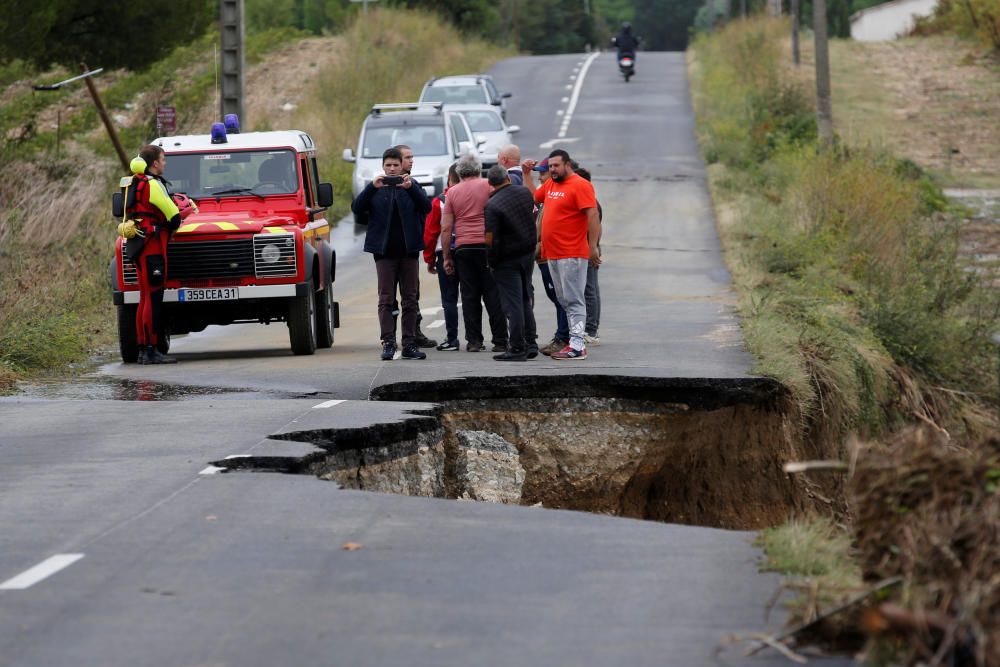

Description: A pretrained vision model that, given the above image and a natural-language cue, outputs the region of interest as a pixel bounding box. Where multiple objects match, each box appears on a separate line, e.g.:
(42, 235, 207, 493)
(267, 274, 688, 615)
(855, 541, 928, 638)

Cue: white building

(850, 0, 939, 41)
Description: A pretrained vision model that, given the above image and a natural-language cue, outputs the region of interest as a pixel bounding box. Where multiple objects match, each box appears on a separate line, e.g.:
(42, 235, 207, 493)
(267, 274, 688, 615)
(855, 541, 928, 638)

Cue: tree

(0, 0, 214, 70)
(813, 0, 834, 145)
(633, 0, 705, 50)
(791, 0, 801, 64)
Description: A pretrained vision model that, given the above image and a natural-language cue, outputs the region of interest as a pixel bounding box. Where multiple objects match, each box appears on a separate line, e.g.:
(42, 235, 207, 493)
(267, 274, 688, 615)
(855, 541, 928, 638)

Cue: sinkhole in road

(264, 379, 822, 531)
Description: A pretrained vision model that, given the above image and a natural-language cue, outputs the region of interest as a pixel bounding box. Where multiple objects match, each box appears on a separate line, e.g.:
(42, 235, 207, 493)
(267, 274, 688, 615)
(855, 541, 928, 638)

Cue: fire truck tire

(315, 274, 334, 349)
(288, 292, 317, 355)
(117, 304, 140, 363)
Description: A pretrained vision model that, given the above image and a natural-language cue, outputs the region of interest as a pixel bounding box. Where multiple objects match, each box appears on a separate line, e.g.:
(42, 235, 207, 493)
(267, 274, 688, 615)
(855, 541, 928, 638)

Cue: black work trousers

(491, 253, 537, 353)
(454, 245, 507, 347)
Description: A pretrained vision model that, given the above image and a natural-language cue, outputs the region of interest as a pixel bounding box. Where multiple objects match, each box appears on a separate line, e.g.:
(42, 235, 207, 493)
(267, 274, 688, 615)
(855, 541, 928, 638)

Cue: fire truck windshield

(164, 150, 299, 197)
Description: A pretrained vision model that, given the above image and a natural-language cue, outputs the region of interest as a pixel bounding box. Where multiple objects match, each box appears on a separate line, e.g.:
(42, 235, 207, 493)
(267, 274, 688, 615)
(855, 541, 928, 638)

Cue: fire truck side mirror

(111, 192, 124, 219)
(317, 182, 333, 208)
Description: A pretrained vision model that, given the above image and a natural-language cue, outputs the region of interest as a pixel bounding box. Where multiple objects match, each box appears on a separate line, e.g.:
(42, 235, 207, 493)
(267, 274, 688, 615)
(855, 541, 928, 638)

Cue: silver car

(342, 103, 477, 220)
(419, 75, 512, 120)
(443, 104, 521, 171)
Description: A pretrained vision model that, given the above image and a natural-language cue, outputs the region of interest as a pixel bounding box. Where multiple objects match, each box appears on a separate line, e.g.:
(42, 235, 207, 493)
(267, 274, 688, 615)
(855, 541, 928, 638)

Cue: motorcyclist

(611, 22, 641, 61)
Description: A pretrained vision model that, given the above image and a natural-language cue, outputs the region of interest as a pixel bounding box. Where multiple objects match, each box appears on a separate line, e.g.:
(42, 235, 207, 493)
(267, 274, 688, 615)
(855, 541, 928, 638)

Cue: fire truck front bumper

(113, 282, 311, 306)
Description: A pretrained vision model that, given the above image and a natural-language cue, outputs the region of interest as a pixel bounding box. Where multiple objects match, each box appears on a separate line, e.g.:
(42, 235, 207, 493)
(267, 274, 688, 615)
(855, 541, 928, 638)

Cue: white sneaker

(584, 334, 601, 346)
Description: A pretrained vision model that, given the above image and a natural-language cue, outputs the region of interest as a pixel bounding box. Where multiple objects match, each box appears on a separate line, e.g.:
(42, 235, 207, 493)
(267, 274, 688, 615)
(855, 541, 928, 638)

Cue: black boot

(415, 326, 437, 348)
(145, 345, 177, 364)
(136, 347, 148, 365)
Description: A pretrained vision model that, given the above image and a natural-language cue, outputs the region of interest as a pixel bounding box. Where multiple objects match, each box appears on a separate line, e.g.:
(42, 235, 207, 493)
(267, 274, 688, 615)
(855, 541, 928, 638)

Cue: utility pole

(813, 0, 834, 146)
(791, 0, 801, 65)
(79, 63, 129, 172)
(220, 0, 246, 126)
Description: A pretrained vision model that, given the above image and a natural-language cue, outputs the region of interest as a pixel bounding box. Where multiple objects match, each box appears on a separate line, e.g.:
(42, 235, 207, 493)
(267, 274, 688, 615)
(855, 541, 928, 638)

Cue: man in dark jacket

(484, 165, 538, 361)
(352, 147, 432, 360)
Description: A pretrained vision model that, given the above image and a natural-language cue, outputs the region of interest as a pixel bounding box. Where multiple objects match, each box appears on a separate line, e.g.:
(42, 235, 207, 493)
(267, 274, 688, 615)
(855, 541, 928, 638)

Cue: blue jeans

(435, 251, 460, 344)
(585, 263, 600, 337)
(538, 262, 569, 341)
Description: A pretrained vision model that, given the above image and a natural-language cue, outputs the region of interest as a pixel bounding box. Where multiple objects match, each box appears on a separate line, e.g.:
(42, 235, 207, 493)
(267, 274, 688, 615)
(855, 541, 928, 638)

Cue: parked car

(444, 104, 520, 171)
(342, 103, 477, 219)
(109, 119, 338, 360)
(419, 75, 512, 120)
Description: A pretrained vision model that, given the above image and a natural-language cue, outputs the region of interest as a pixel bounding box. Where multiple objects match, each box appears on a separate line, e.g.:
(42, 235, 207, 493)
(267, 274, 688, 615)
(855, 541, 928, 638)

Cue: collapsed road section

(213, 376, 826, 530)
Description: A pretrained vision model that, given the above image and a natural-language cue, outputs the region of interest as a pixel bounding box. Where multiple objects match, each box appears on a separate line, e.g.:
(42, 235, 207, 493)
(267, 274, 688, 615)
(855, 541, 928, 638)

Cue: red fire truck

(110, 120, 338, 361)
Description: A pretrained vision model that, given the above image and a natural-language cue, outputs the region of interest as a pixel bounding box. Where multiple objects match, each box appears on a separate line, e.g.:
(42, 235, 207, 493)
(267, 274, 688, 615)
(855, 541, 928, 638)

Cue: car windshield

(362, 124, 447, 157)
(421, 85, 488, 105)
(461, 110, 503, 132)
(165, 150, 298, 197)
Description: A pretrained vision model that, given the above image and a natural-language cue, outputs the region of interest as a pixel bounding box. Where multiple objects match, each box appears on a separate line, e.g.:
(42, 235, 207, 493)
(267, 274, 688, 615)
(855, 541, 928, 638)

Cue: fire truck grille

(167, 239, 255, 281)
(253, 234, 298, 278)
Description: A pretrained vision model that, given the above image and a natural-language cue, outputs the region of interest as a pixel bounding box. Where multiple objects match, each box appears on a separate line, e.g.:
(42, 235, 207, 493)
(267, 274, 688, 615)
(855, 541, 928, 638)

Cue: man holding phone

(351, 147, 432, 360)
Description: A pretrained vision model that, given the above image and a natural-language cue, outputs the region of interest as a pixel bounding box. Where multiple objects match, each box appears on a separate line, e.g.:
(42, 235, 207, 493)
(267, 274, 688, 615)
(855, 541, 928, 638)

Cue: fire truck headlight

(260, 244, 281, 263)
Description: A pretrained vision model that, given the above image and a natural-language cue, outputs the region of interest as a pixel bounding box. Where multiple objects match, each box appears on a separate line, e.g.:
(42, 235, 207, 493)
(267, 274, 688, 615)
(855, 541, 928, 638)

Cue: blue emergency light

(224, 114, 241, 134)
(210, 122, 227, 144)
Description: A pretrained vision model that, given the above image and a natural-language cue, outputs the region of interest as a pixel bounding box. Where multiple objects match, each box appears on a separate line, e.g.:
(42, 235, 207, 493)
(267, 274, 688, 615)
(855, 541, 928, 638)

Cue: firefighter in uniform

(126, 144, 182, 364)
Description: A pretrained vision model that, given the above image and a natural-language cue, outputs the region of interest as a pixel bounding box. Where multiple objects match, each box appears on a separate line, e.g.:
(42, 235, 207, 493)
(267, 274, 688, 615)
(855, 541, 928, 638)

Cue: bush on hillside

(913, 0, 1000, 51)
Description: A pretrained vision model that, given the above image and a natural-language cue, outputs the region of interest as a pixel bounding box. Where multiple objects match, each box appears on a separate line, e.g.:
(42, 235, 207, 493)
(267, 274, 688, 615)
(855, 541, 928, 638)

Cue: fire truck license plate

(178, 287, 239, 302)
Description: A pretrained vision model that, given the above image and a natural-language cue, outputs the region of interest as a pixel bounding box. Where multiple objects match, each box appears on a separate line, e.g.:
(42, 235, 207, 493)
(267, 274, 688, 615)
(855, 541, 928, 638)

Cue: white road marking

(199, 466, 225, 475)
(539, 137, 580, 149)
(561, 97, 569, 103)
(569, 75, 577, 81)
(420, 306, 442, 316)
(556, 110, 564, 116)
(0, 554, 84, 590)
(564, 84, 573, 90)
(313, 399, 347, 409)
(559, 51, 600, 138)
(426, 319, 445, 329)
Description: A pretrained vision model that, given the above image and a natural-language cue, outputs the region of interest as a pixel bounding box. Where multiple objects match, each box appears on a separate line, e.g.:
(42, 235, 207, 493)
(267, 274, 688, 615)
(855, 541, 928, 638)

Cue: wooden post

(80, 62, 129, 172)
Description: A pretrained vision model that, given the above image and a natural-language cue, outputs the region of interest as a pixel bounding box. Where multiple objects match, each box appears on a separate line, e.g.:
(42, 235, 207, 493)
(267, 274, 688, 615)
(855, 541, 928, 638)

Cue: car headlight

(261, 244, 281, 264)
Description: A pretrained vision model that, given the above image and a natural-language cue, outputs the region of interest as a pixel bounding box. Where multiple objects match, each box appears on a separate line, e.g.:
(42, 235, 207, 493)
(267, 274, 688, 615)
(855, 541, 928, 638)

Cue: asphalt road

(0, 53, 853, 666)
(92, 51, 754, 399)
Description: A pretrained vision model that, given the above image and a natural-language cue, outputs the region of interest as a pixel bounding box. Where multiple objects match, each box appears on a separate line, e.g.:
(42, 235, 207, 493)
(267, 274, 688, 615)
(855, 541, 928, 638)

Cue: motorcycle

(618, 51, 635, 82)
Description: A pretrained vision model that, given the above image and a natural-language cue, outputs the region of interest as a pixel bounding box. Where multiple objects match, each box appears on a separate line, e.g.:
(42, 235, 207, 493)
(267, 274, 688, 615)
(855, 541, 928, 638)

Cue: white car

(443, 104, 521, 172)
(342, 103, 477, 219)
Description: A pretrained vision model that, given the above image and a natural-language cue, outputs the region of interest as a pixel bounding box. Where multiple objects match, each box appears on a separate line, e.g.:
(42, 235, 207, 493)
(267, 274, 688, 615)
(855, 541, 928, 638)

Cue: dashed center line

(426, 319, 445, 329)
(0, 554, 84, 590)
(559, 51, 600, 139)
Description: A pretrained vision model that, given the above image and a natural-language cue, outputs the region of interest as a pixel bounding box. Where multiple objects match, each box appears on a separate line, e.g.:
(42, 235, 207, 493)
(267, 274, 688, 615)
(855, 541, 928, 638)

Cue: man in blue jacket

(352, 147, 432, 360)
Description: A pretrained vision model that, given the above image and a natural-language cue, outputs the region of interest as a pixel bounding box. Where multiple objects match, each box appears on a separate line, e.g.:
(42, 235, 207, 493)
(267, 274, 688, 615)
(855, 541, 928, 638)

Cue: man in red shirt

(522, 149, 601, 360)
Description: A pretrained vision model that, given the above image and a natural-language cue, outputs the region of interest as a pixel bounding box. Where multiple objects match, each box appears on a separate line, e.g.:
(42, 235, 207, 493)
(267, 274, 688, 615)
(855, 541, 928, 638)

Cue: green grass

(759, 518, 861, 587)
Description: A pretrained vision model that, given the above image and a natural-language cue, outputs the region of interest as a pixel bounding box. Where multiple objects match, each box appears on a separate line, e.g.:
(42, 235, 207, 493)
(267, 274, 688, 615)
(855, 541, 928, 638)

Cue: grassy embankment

(690, 17, 999, 659)
(0, 9, 507, 390)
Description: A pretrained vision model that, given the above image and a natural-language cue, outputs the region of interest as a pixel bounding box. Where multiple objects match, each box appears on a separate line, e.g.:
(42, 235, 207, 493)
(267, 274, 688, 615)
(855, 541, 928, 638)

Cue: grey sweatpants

(547, 257, 589, 351)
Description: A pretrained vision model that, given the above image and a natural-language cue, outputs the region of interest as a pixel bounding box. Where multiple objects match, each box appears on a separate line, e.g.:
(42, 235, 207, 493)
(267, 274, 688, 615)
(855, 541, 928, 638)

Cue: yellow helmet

(130, 156, 147, 175)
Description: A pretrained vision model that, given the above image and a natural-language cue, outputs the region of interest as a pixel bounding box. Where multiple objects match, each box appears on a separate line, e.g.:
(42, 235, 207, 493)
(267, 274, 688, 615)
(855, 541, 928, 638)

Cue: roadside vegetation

(689, 16, 1000, 662)
(0, 9, 505, 391)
